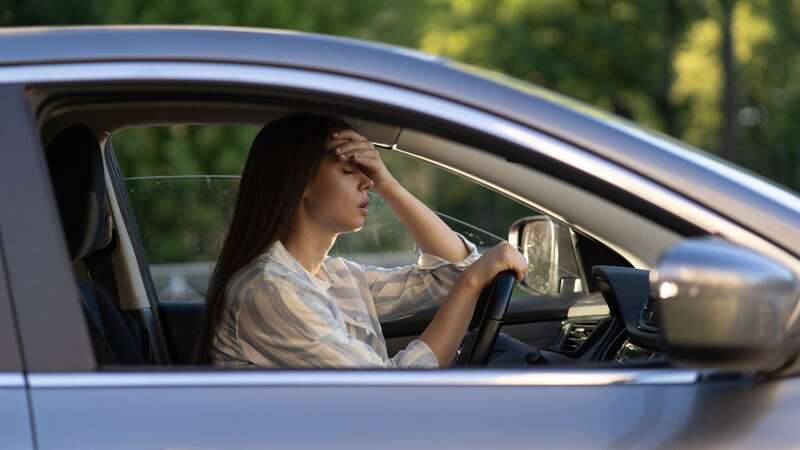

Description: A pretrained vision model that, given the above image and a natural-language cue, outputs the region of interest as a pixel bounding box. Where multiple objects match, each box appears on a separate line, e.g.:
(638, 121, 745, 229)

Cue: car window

(112, 125, 555, 305)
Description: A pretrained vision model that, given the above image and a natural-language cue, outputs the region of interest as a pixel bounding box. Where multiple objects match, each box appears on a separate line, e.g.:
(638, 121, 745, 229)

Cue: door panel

(0, 85, 94, 371)
(28, 374, 800, 449)
(159, 290, 600, 361)
(160, 294, 587, 362)
(159, 302, 204, 364)
(0, 252, 34, 450)
(0, 84, 48, 450)
(383, 292, 596, 338)
(0, 387, 34, 450)
(383, 292, 602, 355)
(386, 322, 562, 357)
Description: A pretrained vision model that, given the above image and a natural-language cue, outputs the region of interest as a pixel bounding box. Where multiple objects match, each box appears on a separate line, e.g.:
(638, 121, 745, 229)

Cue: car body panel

(0, 236, 34, 450)
(0, 106, 34, 448)
(25, 371, 800, 450)
(0, 381, 34, 450)
(0, 84, 94, 372)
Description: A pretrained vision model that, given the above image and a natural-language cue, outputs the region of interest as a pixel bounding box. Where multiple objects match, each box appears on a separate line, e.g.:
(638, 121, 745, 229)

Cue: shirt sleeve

(235, 273, 439, 369)
(344, 233, 481, 322)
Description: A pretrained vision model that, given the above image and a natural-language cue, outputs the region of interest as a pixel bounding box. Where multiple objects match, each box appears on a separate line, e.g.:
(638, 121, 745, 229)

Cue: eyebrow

(339, 161, 359, 170)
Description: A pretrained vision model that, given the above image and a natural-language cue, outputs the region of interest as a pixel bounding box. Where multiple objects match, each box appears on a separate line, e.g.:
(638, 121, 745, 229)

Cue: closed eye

(341, 162, 359, 175)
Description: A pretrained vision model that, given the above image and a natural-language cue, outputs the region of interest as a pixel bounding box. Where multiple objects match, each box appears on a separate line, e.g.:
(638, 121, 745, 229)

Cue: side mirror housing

(651, 237, 800, 371)
(508, 215, 586, 295)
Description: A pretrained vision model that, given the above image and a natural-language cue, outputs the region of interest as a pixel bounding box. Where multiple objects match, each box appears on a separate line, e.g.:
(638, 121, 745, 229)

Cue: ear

(301, 183, 313, 202)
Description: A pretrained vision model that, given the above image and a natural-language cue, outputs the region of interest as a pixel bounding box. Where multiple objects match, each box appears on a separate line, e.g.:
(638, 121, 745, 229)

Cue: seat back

(45, 124, 149, 365)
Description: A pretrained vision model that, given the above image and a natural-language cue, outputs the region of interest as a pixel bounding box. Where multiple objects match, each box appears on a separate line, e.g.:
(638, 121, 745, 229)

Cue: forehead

(320, 154, 359, 171)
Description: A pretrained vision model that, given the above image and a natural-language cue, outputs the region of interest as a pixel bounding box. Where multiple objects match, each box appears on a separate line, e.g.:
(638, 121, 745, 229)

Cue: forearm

(377, 179, 469, 262)
(419, 274, 482, 367)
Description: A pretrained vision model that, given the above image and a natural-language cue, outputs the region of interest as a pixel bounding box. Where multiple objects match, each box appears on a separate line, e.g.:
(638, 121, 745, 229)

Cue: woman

(195, 113, 527, 368)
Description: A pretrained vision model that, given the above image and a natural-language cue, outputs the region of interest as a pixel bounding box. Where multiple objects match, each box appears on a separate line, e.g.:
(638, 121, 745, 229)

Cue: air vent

(638, 295, 660, 332)
(557, 319, 602, 352)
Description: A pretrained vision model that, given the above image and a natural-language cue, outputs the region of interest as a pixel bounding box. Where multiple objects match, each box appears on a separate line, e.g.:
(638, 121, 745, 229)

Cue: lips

(358, 199, 369, 215)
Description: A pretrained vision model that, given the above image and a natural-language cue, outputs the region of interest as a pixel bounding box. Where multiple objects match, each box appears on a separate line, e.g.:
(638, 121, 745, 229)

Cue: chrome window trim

(28, 369, 698, 388)
(0, 373, 26, 388)
(3, 61, 799, 368)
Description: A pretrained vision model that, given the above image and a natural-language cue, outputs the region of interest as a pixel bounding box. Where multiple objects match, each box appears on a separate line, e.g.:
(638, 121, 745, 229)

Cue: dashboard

(613, 339, 662, 364)
(550, 265, 665, 365)
(484, 265, 666, 368)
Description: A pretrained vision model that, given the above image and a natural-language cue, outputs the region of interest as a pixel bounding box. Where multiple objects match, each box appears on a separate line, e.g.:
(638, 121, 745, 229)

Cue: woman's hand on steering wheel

(462, 242, 528, 288)
(450, 242, 526, 367)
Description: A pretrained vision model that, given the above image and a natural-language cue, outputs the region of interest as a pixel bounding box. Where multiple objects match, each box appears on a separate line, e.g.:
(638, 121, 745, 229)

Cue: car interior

(32, 82, 698, 370)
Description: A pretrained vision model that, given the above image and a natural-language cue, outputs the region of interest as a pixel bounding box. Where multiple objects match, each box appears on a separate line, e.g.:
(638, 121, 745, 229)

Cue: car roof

(3, 25, 800, 256)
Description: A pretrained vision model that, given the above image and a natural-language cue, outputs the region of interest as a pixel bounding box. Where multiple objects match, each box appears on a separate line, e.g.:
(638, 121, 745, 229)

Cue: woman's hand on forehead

(326, 129, 372, 157)
(325, 129, 366, 151)
(325, 129, 398, 192)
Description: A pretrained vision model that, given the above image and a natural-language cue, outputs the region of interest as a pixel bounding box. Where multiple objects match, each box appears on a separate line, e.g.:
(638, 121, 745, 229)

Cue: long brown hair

(194, 113, 352, 364)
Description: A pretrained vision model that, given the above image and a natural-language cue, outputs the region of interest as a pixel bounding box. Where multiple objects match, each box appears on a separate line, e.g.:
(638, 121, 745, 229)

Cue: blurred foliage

(5, 0, 800, 186)
(125, 176, 240, 264)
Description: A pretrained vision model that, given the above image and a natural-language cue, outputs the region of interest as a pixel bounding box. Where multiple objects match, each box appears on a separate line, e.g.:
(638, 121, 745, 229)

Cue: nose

(359, 173, 374, 190)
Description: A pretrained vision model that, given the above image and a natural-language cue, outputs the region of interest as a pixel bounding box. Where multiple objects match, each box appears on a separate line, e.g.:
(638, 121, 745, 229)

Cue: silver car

(1, 26, 799, 449)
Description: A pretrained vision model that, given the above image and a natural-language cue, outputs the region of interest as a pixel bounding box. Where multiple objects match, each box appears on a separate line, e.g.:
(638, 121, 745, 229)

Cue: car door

(7, 61, 800, 449)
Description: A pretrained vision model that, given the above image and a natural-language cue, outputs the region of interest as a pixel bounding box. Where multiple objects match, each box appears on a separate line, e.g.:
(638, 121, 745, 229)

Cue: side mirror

(508, 215, 586, 295)
(651, 237, 800, 372)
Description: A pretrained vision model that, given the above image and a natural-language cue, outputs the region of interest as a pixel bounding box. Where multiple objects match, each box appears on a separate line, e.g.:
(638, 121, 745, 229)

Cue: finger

(338, 150, 378, 164)
(336, 149, 375, 163)
(500, 243, 526, 281)
(328, 133, 367, 147)
(335, 141, 376, 157)
(338, 138, 374, 151)
(333, 129, 369, 142)
(515, 259, 527, 281)
(505, 257, 525, 281)
(339, 149, 378, 162)
(326, 138, 350, 151)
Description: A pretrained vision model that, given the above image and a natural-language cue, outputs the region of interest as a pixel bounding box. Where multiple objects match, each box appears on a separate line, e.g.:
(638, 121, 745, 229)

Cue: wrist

(457, 270, 483, 294)
(373, 175, 401, 196)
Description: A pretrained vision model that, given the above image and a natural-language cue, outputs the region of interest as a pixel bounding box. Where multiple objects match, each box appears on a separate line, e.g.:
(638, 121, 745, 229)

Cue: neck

(281, 216, 336, 276)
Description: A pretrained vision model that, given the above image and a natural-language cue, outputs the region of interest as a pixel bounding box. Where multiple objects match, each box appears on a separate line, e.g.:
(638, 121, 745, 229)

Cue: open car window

(112, 124, 547, 305)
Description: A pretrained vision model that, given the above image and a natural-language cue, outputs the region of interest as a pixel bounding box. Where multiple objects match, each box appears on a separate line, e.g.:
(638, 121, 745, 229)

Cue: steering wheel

(452, 270, 517, 366)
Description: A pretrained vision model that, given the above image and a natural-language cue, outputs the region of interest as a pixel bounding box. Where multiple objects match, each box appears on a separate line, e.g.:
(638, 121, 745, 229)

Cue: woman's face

(301, 153, 374, 234)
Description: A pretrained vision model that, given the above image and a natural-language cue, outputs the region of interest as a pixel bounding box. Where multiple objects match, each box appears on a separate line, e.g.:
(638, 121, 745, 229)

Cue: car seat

(45, 124, 150, 365)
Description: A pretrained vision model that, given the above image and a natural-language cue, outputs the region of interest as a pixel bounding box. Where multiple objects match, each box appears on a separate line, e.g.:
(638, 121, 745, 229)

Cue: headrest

(45, 125, 110, 261)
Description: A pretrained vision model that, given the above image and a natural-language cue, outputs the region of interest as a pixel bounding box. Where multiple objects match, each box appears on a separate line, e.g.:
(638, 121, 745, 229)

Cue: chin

(351, 219, 366, 232)
(337, 217, 365, 233)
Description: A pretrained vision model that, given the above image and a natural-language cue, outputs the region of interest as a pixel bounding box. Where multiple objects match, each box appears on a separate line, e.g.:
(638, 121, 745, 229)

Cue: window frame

(8, 60, 781, 382)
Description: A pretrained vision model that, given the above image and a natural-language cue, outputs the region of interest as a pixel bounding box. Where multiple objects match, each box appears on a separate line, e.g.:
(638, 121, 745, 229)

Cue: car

(1, 25, 800, 449)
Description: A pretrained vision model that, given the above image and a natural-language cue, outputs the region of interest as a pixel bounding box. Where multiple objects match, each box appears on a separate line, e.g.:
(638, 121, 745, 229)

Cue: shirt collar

(262, 240, 332, 290)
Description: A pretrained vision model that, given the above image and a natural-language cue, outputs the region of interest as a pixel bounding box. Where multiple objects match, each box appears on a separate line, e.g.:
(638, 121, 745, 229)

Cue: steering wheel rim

(453, 270, 517, 367)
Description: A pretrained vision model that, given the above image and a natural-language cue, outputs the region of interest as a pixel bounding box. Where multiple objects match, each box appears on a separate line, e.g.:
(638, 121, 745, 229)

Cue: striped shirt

(210, 234, 480, 369)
